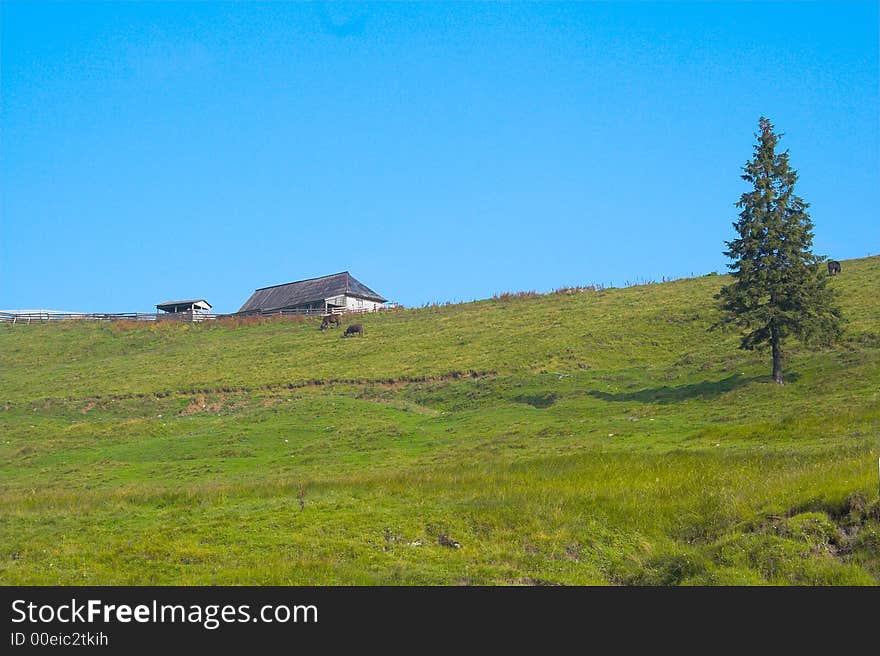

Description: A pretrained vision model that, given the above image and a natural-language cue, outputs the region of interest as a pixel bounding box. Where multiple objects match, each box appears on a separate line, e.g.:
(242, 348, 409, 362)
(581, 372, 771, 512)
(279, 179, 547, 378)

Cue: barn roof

(238, 272, 386, 313)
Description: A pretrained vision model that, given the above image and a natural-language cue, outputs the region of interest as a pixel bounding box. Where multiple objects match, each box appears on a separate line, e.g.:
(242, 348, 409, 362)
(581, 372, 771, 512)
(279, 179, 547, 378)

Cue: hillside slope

(1, 256, 878, 585)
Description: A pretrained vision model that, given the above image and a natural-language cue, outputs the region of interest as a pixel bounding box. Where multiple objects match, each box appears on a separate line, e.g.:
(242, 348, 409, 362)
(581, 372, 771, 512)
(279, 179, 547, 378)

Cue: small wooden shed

(156, 299, 212, 321)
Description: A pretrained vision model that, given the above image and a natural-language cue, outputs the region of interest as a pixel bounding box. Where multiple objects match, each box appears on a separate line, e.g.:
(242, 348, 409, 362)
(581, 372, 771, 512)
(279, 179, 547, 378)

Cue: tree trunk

(770, 325, 784, 385)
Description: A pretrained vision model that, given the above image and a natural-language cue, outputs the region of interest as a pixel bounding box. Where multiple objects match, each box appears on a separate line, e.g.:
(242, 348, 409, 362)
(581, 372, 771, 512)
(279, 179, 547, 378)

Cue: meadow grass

(1, 257, 878, 584)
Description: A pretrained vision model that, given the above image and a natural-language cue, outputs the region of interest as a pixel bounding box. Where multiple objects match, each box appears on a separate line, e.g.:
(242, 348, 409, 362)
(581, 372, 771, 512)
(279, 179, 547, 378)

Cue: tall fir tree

(716, 117, 841, 384)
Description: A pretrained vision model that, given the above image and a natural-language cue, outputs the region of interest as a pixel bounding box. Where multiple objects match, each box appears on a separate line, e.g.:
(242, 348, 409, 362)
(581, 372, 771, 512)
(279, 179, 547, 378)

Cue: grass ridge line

(12, 369, 499, 407)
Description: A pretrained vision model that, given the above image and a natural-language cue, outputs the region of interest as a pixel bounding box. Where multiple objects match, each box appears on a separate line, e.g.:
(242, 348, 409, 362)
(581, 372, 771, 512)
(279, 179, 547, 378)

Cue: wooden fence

(0, 312, 158, 324)
(0, 305, 397, 324)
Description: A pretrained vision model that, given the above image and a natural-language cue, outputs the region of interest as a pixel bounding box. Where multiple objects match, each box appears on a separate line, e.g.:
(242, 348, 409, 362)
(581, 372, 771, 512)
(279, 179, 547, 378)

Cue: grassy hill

(1, 256, 879, 585)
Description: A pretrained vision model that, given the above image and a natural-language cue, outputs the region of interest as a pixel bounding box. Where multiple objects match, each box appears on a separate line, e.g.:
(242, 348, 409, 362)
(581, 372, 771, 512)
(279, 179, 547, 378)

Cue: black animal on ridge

(343, 323, 363, 338)
(827, 260, 841, 276)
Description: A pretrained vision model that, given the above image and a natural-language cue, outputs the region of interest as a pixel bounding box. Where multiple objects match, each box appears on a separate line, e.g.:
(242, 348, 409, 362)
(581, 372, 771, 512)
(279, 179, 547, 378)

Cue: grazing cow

(827, 260, 841, 276)
(320, 314, 340, 331)
(343, 323, 363, 338)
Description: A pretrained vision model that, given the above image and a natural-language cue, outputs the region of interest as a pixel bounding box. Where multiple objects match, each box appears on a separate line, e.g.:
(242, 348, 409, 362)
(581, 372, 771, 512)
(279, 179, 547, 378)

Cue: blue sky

(1, 1, 877, 312)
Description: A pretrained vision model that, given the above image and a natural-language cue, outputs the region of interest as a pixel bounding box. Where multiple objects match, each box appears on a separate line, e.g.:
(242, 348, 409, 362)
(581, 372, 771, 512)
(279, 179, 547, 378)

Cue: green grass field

(2, 257, 879, 585)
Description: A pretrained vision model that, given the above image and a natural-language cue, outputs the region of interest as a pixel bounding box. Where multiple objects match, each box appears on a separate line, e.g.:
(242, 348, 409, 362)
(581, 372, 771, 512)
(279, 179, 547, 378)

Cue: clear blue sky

(2, 2, 877, 313)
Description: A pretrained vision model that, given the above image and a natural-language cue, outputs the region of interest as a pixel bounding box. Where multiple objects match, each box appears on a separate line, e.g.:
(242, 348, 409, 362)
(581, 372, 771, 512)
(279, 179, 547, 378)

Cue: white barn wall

(325, 294, 383, 312)
(342, 295, 383, 311)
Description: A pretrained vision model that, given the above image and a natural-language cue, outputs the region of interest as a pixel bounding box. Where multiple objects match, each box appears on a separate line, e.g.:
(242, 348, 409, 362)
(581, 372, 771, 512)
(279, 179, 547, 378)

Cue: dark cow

(343, 323, 363, 338)
(320, 314, 341, 330)
(827, 260, 841, 276)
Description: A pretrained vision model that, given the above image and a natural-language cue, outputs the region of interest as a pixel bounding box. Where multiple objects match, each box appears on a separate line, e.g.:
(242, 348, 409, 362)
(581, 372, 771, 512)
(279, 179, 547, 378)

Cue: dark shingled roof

(238, 272, 387, 313)
(156, 299, 212, 310)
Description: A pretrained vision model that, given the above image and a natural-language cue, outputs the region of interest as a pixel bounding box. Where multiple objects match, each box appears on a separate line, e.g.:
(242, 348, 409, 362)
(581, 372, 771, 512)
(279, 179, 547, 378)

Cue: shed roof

(238, 272, 386, 313)
(156, 299, 212, 311)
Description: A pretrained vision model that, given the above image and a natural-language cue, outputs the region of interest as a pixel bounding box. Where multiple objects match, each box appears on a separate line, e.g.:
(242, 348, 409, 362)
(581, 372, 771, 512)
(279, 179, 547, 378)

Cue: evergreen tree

(716, 117, 841, 384)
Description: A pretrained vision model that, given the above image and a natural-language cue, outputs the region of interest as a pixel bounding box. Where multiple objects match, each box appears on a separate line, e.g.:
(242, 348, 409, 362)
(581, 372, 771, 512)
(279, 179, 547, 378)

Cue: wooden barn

(238, 272, 387, 315)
